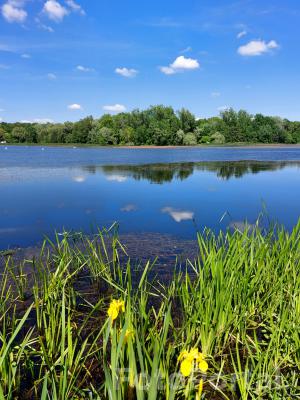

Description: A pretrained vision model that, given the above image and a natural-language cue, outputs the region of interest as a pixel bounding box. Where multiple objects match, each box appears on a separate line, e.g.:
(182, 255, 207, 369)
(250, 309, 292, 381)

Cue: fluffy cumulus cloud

(68, 103, 82, 110)
(160, 55, 200, 75)
(115, 67, 138, 78)
(21, 53, 30, 58)
(211, 91, 221, 98)
(1, 0, 27, 23)
(238, 40, 279, 56)
(43, 0, 68, 22)
(103, 104, 126, 113)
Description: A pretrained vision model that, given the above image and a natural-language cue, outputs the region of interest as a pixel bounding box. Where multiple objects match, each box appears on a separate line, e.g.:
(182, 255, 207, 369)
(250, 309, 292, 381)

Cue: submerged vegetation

(1, 106, 300, 145)
(0, 222, 300, 399)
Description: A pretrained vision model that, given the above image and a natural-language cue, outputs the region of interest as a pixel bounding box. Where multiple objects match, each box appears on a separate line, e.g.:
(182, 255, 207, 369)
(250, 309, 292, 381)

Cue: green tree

(210, 132, 225, 144)
(71, 116, 93, 143)
(178, 108, 196, 133)
(0, 126, 7, 141)
(10, 126, 28, 143)
(183, 132, 197, 145)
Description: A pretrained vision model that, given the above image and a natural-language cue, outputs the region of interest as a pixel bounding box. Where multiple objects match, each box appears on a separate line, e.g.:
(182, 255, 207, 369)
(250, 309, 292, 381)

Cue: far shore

(1, 143, 300, 149)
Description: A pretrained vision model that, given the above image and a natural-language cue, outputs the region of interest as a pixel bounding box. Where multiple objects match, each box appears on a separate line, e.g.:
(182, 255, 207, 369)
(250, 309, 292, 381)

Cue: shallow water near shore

(1, 145, 300, 249)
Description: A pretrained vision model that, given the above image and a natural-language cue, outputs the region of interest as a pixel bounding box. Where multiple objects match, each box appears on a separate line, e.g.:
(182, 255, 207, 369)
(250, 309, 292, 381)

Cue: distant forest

(1, 106, 300, 145)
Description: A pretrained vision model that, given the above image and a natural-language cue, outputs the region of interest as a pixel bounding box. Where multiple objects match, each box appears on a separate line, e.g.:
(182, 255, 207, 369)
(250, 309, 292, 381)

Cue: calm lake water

(1, 145, 300, 249)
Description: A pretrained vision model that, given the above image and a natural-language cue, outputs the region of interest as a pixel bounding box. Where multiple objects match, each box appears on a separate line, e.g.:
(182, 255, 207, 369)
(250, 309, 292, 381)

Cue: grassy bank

(0, 224, 300, 399)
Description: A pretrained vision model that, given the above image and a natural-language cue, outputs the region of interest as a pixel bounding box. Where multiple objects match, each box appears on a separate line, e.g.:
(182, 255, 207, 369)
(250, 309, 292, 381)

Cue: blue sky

(0, 0, 300, 122)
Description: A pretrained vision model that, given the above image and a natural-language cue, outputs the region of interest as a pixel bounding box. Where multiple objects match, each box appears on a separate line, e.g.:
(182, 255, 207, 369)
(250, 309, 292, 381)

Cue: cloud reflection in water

(161, 207, 194, 223)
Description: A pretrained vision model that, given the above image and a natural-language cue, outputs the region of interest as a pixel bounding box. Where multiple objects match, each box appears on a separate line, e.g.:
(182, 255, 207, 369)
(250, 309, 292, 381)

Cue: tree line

(1, 106, 300, 145)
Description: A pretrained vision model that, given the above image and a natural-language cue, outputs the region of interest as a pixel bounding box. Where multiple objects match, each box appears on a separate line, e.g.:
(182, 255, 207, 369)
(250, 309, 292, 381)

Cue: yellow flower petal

(107, 305, 118, 321)
(178, 350, 189, 362)
(198, 359, 208, 373)
(107, 299, 125, 322)
(124, 328, 134, 344)
(189, 348, 199, 360)
(180, 359, 193, 377)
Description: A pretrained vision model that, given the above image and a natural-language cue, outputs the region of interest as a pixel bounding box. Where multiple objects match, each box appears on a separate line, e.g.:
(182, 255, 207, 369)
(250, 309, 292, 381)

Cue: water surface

(1, 146, 300, 249)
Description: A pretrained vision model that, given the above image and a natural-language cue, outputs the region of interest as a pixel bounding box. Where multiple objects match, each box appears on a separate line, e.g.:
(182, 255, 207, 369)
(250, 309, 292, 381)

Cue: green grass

(0, 222, 300, 399)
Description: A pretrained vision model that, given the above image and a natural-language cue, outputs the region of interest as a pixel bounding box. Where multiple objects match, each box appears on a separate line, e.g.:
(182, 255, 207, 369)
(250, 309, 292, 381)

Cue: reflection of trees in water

(85, 163, 194, 184)
(197, 161, 296, 180)
(82, 161, 300, 183)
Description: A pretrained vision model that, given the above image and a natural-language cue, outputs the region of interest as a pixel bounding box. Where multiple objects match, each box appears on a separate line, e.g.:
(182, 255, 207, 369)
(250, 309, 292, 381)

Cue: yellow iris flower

(124, 328, 134, 343)
(107, 299, 125, 322)
(178, 348, 208, 377)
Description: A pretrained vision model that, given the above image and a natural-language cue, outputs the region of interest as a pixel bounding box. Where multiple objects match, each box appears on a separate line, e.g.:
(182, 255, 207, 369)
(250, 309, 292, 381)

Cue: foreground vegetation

(1, 223, 300, 399)
(1, 107, 300, 145)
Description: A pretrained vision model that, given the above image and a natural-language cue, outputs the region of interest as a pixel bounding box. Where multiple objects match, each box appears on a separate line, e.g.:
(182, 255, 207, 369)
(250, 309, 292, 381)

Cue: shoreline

(1, 143, 300, 149)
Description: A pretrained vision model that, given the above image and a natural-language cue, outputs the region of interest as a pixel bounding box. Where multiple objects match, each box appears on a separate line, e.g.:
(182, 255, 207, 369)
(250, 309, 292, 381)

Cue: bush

(210, 132, 226, 144)
(183, 132, 197, 146)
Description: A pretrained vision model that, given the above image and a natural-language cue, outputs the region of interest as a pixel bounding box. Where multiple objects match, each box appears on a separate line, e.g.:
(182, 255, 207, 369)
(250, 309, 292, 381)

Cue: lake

(1, 145, 300, 249)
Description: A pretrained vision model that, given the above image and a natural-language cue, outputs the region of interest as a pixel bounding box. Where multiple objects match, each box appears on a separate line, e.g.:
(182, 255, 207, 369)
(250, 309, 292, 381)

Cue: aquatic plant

(0, 222, 300, 398)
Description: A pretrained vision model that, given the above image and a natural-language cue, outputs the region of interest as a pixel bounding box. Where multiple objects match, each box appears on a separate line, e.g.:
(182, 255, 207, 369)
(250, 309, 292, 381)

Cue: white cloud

(1, 1, 27, 23)
(35, 17, 54, 32)
(160, 55, 200, 75)
(160, 66, 176, 75)
(41, 23, 54, 32)
(43, 0, 68, 22)
(115, 67, 138, 78)
(211, 91, 221, 98)
(47, 72, 57, 80)
(171, 56, 199, 70)
(161, 207, 194, 223)
(238, 39, 279, 56)
(237, 30, 247, 39)
(180, 46, 192, 54)
(20, 118, 54, 124)
(21, 53, 30, 59)
(106, 175, 127, 183)
(68, 103, 82, 110)
(65, 0, 85, 15)
(103, 104, 126, 113)
(76, 65, 93, 72)
(33, 118, 54, 123)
